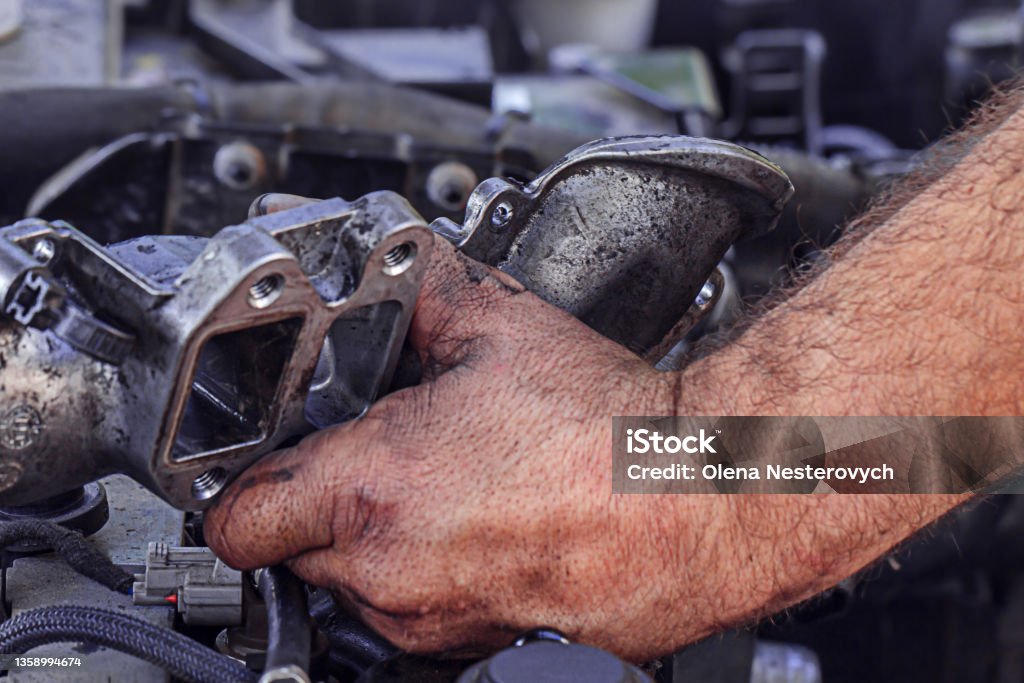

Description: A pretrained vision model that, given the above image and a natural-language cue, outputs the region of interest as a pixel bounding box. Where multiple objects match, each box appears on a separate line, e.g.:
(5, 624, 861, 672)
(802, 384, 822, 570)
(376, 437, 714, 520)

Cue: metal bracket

(0, 193, 431, 510)
(435, 135, 793, 356)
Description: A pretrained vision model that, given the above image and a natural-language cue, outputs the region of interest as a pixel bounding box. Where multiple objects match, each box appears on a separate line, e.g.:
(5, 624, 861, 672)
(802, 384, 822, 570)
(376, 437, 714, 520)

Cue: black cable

(0, 605, 257, 683)
(256, 565, 312, 676)
(0, 521, 133, 594)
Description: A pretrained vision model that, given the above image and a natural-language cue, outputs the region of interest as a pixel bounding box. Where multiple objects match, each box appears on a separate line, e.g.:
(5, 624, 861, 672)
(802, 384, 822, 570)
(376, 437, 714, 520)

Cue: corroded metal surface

(0, 195, 431, 510)
(436, 136, 793, 355)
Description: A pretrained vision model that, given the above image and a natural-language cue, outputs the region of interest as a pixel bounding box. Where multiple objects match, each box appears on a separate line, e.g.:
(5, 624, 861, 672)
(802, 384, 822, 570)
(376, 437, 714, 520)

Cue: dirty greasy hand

(205, 229, 684, 660)
(204, 170, 990, 661)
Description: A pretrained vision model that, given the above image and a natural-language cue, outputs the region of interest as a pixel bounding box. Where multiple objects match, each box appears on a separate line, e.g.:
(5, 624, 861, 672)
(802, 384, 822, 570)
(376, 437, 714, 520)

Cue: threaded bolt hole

(382, 242, 417, 276)
(192, 468, 227, 501)
(248, 274, 284, 308)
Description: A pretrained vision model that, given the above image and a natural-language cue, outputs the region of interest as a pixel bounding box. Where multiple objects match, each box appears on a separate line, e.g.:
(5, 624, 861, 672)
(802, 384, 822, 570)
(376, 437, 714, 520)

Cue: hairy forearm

(644, 494, 967, 652)
(644, 88, 1024, 650)
(687, 90, 1024, 417)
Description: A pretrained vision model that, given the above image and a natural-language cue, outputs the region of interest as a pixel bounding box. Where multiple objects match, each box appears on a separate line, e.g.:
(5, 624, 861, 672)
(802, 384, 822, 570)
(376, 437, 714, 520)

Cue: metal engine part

(0, 136, 790, 512)
(0, 193, 432, 510)
(456, 640, 653, 683)
(23, 113, 508, 245)
(434, 136, 793, 356)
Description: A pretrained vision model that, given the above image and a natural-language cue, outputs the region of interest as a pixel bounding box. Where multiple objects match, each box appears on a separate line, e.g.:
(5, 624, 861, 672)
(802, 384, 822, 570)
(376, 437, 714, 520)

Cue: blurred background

(5, 0, 1024, 299)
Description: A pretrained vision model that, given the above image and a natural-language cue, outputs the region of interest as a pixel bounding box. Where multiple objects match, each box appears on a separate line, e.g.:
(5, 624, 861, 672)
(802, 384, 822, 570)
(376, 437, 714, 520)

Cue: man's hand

(202, 235, 963, 661)
(206, 89, 1024, 661)
(206, 237, 682, 659)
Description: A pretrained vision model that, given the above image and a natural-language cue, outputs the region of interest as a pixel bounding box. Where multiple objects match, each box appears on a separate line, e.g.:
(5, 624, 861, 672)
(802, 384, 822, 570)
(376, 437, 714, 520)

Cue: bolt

(695, 280, 716, 308)
(32, 239, 55, 265)
(426, 161, 478, 212)
(491, 201, 514, 229)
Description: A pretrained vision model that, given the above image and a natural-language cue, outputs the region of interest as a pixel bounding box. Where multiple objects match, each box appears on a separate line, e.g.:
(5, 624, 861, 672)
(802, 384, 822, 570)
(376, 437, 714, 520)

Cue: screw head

(695, 279, 716, 307)
(491, 201, 514, 229)
(32, 238, 55, 264)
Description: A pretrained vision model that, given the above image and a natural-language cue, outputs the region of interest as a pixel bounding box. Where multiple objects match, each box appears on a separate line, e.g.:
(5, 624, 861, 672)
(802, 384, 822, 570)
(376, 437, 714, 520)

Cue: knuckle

(340, 482, 399, 551)
(418, 246, 523, 326)
(332, 465, 408, 557)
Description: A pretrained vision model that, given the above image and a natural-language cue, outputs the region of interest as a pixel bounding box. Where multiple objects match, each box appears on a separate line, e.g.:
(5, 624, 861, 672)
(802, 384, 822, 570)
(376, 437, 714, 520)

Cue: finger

(204, 425, 369, 569)
(409, 237, 528, 372)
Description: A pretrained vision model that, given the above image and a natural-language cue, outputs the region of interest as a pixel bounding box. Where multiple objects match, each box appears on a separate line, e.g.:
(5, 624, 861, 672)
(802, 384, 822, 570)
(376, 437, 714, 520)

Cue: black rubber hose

(256, 565, 313, 676)
(0, 605, 257, 683)
(0, 521, 133, 594)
